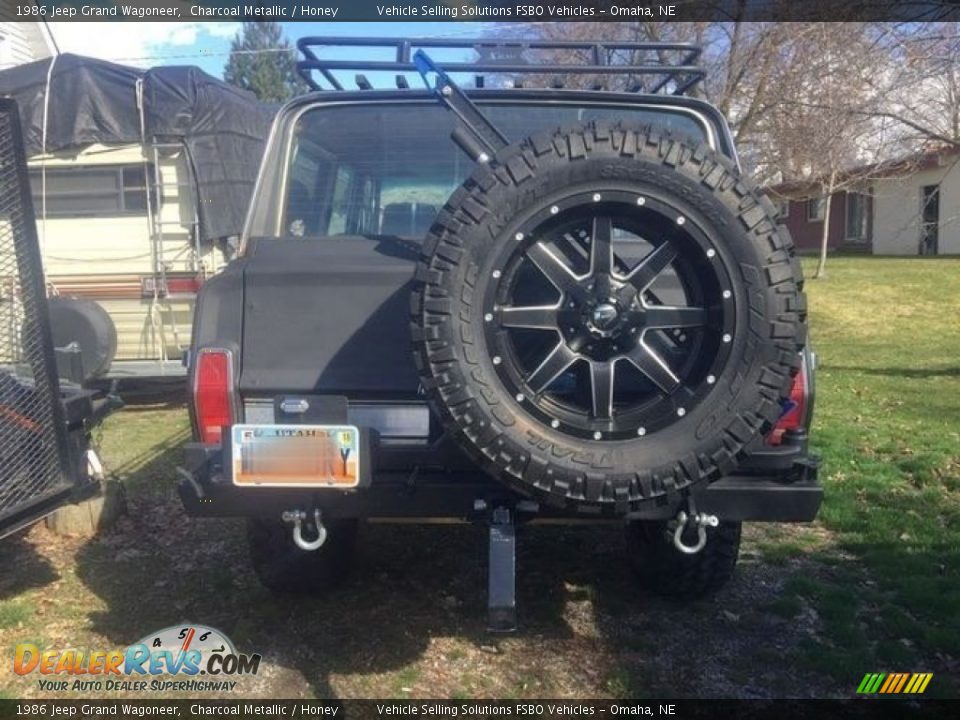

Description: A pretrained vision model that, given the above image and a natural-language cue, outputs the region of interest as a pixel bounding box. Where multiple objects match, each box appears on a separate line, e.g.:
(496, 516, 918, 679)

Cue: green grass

(783, 257, 960, 693)
(0, 601, 32, 630)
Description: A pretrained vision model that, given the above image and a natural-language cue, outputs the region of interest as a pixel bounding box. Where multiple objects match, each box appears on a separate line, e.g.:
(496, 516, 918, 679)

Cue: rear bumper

(177, 443, 822, 523)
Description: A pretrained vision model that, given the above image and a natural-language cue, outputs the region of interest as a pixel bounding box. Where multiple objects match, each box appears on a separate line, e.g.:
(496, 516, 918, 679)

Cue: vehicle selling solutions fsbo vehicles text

(374, 5, 676, 18)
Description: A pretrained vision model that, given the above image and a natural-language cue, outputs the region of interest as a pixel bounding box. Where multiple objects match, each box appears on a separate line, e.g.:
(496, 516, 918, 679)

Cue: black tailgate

(240, 236, 422, 397)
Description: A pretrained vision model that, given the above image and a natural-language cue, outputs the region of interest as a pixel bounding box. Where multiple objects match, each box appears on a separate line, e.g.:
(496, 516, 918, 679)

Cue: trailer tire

(246, 517, 357, 593)
(412, 122, 805, 514)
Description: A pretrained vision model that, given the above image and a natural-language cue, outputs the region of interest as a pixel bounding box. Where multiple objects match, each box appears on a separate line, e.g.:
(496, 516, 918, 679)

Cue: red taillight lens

(193, 349, 234, 444)
(769, 365, 807, 446)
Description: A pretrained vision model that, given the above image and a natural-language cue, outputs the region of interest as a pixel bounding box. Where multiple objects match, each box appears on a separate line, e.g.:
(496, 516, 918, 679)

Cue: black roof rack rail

(295, 37, 705, 96)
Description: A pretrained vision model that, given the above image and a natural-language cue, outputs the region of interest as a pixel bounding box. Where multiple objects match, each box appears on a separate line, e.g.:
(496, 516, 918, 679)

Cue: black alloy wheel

(483, 190, 735, 441)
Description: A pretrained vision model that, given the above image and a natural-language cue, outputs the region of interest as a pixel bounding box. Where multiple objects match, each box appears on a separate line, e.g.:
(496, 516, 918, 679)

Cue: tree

(514, 21, 958, 272)
(515, 21, 798, 181)
(224, 22, 307, 103)
(886, 23, 960, 148)
(757, 24, 907, 278)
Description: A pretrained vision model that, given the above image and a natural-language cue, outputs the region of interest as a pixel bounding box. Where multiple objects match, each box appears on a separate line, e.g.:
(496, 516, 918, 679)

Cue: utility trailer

(0, 98, 117, 539)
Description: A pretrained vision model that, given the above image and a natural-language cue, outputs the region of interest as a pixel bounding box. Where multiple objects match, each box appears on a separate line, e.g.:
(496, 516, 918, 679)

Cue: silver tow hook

(281, 509, 327, 551)
(669, 499, 719, 555)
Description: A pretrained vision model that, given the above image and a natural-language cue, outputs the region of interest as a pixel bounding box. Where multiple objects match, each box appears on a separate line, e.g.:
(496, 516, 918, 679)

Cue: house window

(807, 197, 825, 222)
(845, 192, 869, 242)
(920, 184, 940, 255)
(28, 165, 150, 217)
(771, 197, 790, 221)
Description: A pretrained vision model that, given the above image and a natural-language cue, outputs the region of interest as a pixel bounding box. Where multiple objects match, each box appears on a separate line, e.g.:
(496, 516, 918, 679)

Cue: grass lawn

(0, 256, 956, 699)
(789, 257, 960, 690)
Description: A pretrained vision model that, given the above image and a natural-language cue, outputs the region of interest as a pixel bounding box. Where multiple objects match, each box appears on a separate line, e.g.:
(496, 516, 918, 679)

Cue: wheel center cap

(591, 303, 619, 330)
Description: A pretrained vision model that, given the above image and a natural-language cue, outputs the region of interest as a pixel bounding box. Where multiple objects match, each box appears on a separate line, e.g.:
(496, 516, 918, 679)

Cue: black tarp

(0, 53, 275, 242)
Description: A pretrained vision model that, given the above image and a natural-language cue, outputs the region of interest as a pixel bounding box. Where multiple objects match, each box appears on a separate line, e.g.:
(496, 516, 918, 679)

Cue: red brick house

(766, 184, 874, 254)
(766, 147, 960, 255)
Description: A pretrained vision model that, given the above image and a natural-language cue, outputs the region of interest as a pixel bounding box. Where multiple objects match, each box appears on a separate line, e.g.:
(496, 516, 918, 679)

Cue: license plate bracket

(229, 424, 361, 488)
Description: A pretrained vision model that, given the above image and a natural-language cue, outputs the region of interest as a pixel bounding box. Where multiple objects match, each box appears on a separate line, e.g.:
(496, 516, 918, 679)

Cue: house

(0, 21, 54, 69)
(872, 149, 959, 255)
(767, 147, 960, 256)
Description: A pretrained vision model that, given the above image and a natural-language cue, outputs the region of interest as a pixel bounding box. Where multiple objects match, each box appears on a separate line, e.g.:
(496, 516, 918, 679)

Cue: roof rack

(296, 37, 705, 96)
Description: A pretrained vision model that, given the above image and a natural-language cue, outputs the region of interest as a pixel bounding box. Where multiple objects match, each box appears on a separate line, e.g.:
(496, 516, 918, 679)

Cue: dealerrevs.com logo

(13, 624, 260, 693)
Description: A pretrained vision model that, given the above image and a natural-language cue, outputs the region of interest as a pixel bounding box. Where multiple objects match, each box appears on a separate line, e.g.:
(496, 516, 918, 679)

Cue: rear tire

(625, 518, 741, 598)
(246, 517, 357, 593)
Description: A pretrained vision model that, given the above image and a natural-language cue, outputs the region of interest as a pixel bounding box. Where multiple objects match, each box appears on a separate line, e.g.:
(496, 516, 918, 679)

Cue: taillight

(193, 348, 235, 444)
(768, 362, 808, 446)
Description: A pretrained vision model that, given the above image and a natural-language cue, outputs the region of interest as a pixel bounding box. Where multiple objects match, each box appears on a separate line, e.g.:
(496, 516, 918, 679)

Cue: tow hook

(281, 509, 327, 551)
(669, 498, 719, 555)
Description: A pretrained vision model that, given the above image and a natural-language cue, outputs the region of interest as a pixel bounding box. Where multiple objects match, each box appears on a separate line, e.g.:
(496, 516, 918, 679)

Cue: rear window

(280, 102, 709, 239)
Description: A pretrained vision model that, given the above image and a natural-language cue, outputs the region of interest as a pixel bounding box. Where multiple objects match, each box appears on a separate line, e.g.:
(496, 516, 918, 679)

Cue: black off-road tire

(411, 122, 806, 514)
(246, 517, 357, 593)
(625, 519, 741, 598)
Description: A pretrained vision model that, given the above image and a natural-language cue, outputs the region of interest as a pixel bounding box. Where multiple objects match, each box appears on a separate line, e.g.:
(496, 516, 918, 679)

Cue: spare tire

(411, 123, 806, 514)
(47, 296, 118, 382)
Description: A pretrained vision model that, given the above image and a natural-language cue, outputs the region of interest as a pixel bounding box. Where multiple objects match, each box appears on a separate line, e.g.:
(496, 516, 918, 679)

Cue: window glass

(122, 166, 148, 211)
(845, 192, 868, 241)
(28, 165, 150, 217)
(282, 102, 709, 238)
(327, 166, 355, 235)
(807, 198, 825, 222)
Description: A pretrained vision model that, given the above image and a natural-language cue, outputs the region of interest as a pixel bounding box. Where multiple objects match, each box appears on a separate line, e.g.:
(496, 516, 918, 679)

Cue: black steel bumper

(177, 442, 822, 523)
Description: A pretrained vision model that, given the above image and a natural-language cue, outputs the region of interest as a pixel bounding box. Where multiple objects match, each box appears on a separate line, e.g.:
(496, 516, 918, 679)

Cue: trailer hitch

(281, 509, 327, 551)
(669, 496, 718, 555)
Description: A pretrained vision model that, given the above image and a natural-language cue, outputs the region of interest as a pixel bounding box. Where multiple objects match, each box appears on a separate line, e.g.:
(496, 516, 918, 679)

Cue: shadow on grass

(70, 440, 586, 698)
(69, 467, 868, 700)
(0, 531, 58, 601)
(778, 539, 960, 698)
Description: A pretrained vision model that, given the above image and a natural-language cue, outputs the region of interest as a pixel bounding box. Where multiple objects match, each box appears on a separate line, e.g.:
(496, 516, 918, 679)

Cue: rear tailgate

(240, 237, 420, 397)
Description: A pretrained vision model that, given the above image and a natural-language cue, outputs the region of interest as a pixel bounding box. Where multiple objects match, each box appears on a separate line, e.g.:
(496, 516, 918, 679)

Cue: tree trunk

(814, 181, 835, 279)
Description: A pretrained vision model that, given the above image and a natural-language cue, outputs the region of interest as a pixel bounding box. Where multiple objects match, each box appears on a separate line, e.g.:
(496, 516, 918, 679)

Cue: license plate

(230, 424, 360, 488)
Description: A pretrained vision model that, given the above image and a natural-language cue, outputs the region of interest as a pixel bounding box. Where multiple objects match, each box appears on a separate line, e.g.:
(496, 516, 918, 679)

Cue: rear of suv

(177, 38, 820, 630)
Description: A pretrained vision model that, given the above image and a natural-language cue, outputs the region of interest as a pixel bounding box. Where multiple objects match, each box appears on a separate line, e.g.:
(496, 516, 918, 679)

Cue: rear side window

(281, 103, 708, 239)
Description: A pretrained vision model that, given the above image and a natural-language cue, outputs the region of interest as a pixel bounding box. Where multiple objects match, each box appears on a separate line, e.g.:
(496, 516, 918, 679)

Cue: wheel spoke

(525, 341, 579, 394)
(590, 360, 615, 420)
(499, 305, 559, 330)
(625, 340, 681, 394)
(644, 306, 707, 329)
(624, 241, 677, 291)
(526, 242, 583, 298)
(590, 216, 614, 276)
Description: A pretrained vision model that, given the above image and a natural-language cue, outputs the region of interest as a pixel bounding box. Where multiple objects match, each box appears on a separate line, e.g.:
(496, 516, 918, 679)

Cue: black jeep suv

(178, 38, 820, 630)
